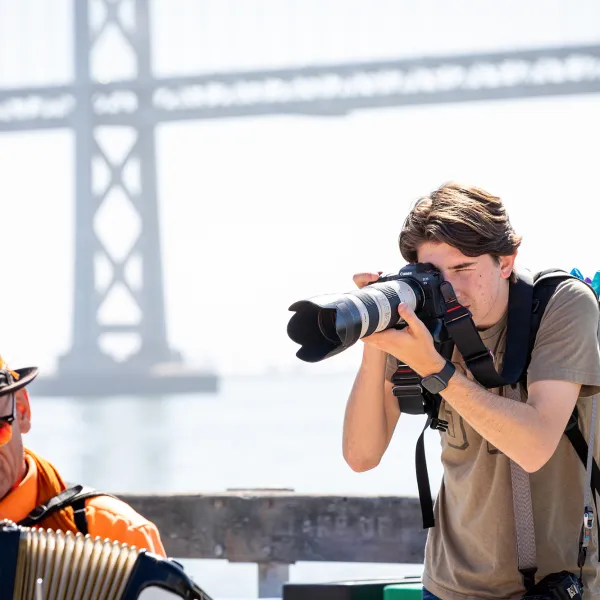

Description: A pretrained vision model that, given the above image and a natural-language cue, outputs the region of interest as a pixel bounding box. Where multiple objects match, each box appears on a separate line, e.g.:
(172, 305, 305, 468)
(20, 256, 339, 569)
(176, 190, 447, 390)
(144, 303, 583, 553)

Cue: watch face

(423, 375, 446, 395)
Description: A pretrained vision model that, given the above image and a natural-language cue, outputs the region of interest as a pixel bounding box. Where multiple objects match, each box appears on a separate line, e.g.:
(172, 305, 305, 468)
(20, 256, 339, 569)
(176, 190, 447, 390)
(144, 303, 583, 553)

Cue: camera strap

(505, 385, 538, 590)
(439, 270, 534, 389)
(507, 384, 598, 591)
(392, 361, 449, 529)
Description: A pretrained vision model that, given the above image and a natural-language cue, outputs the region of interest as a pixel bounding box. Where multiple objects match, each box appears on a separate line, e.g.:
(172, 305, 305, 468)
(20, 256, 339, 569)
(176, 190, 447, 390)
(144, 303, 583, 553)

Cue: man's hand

(363, 303, 445, 377)
(352, 271, 383, 289)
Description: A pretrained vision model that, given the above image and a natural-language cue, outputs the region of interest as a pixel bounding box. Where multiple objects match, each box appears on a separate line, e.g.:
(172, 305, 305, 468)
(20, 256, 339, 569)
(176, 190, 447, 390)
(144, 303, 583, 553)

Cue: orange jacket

(0, 454, 166, 556)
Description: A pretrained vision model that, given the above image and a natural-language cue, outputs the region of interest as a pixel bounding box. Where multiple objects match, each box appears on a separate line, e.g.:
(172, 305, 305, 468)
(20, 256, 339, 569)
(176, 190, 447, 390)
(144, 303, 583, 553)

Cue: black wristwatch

(421, 361, 456, 394)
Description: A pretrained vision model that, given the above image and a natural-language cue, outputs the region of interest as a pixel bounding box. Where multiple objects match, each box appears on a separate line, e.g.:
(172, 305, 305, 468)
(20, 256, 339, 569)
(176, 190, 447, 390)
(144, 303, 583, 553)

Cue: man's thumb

(398, 303, 422, 329)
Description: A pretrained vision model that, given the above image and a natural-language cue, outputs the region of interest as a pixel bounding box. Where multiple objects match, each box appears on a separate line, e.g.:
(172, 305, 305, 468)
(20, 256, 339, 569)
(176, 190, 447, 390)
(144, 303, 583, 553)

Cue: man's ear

(499, 251, 518, 280)
(15, 389, 31, 434)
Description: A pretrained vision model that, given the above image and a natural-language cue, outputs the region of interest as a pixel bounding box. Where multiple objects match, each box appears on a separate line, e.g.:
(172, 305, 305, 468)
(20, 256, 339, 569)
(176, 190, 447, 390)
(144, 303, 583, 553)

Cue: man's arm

(364, 284, 597, 474)
(434, 367, 579, 472)
(126, 522, 167, 557)
(437, 278, 600, 472)
(86, 496, 167, 557)
(342, 271, 402, 472)
(342, 345, 400, 472)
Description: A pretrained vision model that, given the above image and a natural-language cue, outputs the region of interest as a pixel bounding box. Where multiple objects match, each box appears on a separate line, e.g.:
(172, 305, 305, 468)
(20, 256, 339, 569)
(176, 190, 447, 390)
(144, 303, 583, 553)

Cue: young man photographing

(0, 357, 166, 556)
(342, 182, 600, 599)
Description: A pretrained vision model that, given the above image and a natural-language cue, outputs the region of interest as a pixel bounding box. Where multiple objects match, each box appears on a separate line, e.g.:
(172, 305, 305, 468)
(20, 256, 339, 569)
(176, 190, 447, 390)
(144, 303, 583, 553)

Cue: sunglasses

(0, 393, 15, 446)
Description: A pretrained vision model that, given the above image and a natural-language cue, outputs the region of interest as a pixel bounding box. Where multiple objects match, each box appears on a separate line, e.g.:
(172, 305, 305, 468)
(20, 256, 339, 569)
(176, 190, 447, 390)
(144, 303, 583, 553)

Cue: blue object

(571, 268, 584, 280)
(592, 271, 600, 296)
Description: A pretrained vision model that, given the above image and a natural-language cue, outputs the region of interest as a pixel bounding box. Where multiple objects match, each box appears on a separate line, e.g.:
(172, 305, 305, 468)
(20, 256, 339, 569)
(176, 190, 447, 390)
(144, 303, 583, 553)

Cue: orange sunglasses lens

(0, 422, 12, 446)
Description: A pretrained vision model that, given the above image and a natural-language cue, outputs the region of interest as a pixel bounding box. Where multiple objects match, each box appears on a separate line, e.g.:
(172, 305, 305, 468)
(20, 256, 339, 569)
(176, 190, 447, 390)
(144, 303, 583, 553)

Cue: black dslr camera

(287, 262, 451, 363)
(376, 262, 451, 340)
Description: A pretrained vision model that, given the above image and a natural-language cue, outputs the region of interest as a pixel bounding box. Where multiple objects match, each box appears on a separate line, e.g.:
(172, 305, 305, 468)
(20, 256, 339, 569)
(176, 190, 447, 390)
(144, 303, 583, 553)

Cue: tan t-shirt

(386, 278, 600, 600)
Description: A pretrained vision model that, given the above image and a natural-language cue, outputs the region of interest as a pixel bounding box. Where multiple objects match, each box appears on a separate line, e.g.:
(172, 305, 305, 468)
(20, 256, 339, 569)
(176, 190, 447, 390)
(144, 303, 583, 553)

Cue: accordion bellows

(14, 525, 139, 599)
(0, 520, 212, 600)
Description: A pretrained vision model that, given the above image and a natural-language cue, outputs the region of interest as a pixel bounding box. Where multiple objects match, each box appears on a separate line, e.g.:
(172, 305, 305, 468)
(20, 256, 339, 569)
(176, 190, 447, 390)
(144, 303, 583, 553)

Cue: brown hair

(399, 182, 522, 281)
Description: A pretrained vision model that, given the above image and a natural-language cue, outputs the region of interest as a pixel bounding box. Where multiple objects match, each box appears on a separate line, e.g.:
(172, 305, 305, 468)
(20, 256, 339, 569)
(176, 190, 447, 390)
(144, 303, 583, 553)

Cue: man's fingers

(362, 329, 388, 351)
(398, 303, 426, 333)
(353, 271, 383, 289)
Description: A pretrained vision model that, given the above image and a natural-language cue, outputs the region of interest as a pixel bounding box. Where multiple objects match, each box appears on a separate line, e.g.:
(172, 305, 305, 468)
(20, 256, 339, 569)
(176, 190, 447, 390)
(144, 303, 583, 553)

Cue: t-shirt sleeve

(85, 496, 167, 557)
(125, 522, 167, 557)
(385, 352, 399, 382)
(527, 278, 600, 397)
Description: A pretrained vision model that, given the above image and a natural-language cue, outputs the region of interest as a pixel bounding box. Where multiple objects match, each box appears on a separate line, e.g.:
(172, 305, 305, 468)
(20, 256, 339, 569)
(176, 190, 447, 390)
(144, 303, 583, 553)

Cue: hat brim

(0, 366, 39, 396)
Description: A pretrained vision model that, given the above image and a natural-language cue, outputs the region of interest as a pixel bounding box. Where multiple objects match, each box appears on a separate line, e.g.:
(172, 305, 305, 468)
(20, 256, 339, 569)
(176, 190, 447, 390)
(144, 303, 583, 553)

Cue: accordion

(0, 520, 213, 600)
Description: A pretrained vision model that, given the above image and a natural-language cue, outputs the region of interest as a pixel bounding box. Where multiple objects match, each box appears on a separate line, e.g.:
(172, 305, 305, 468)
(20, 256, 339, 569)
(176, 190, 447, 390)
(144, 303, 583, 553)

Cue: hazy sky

(0, 0, 599, 376)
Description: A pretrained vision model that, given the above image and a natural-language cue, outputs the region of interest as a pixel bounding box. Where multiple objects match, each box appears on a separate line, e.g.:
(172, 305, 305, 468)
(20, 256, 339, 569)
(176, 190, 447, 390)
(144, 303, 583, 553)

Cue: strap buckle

(443, 304, 472, 324)
(391, 364, 421, 387)
(392, 384, 424, 398)
(583, 506, 594, 548)
(440, 281, 472, 323)
(431, 417, 448, 432)
(26, 504, 48, 523)
(519, 567, 537, 590)
(578, 506, 594, 569)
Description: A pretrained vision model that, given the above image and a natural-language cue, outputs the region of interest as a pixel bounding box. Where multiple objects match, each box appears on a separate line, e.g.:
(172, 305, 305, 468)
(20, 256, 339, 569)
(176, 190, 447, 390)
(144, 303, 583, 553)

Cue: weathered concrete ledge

(118, 492, 427, 564)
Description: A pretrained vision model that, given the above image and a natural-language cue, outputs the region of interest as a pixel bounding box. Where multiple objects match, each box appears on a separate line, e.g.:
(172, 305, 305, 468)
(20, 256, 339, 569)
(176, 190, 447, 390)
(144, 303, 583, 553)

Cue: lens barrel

(287, 278, 424, 362)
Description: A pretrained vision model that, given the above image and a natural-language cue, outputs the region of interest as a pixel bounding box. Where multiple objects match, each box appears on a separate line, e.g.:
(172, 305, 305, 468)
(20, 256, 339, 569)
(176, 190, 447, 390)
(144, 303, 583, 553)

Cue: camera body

(520, 571, 583, 600)
(376, 262, 448, 330)
(385, 264, 454, 427)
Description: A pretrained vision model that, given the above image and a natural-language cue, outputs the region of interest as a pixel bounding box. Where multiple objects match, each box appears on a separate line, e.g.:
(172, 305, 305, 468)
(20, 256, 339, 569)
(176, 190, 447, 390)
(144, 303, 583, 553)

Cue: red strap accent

(446, 305, 462, 313)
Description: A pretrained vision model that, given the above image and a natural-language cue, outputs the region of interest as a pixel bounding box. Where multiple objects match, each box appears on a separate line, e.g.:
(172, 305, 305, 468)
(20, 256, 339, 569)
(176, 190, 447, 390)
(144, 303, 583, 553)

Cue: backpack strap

(523, 270, 600, 557)
(526, 270, 591, 366)
(564, 409, 600, 497)
(18, 483, 114, 535)
(565, 408, 600, 568)
(495, 268, 535, 385)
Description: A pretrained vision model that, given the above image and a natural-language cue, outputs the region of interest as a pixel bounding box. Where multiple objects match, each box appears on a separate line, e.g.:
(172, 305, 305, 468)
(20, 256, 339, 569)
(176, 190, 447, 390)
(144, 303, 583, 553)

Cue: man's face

(0, 390, 30, 500)
(417, 241, 516, 329)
